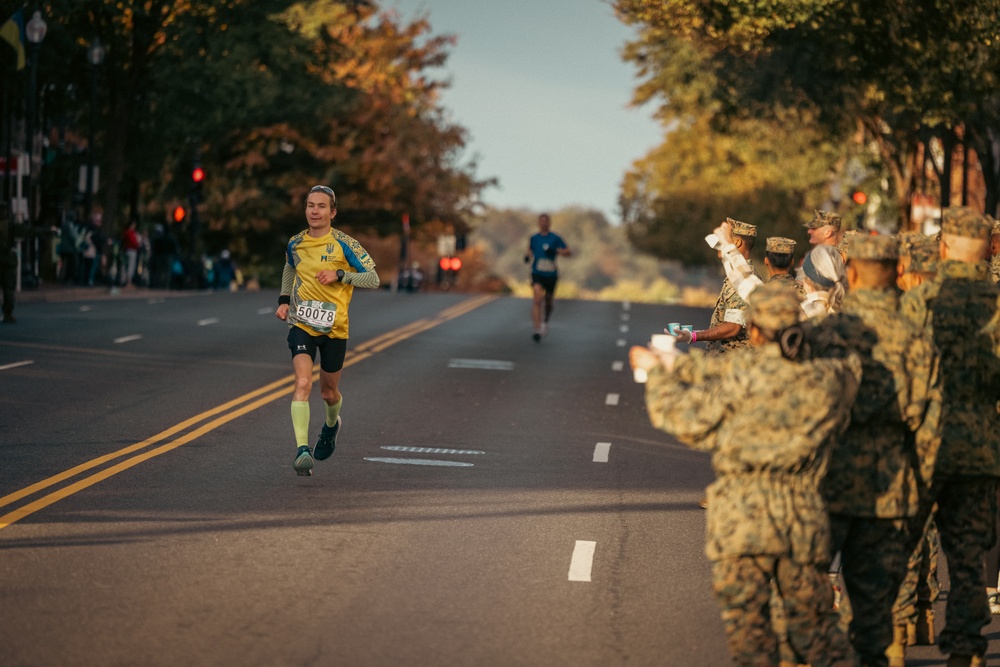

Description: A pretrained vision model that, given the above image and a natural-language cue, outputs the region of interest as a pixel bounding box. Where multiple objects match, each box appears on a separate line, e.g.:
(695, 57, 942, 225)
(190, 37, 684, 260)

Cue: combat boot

(886, 625, 907, 667)
(911, 603, 935, 645)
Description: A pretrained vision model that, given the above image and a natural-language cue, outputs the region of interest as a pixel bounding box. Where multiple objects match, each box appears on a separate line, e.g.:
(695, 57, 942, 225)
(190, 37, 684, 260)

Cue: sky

(384, 0, 663, 223)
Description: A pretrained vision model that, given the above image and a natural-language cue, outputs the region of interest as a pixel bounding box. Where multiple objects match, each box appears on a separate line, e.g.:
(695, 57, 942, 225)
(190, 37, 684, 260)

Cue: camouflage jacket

(809, 288, 937, 517)
(900, 259, 1000, 478)
(707, 260, 759, 355)
(644, 345, 861, 564)
(990, 255, 1000, 285)
(769, 271, 806, 299)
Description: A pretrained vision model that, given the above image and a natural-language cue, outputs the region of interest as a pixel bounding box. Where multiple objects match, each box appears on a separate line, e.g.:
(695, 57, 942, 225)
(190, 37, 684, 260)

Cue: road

(0, 288, 993, 666)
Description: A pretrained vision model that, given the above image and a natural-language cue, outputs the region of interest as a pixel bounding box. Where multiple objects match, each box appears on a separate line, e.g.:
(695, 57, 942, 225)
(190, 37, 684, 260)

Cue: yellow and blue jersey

(284, 228, 377, 338)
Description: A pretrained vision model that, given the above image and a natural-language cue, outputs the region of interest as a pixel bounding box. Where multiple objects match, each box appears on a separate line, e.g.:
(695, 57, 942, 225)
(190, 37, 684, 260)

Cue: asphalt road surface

(0, 288, 996, 666)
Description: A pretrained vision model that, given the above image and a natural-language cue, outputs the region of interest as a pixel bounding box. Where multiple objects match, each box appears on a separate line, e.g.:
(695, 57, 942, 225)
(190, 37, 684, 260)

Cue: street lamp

(84, 38, 105, 222)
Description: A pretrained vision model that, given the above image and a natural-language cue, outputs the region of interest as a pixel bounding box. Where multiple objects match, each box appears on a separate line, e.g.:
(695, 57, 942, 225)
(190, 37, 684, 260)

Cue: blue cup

(666, 322, 680, 335)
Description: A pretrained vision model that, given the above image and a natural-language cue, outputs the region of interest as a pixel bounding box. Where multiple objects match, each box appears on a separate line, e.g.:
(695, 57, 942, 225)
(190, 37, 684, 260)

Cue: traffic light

(851, 189, 868, 205)
(172, 206, 186, 223)
(191, 165, 205, 203)
(437, 256, 462, 288)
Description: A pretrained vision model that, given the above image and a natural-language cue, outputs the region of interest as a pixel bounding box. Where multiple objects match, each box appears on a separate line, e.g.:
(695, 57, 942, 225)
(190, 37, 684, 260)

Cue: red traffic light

(192, 166, 205, 183)
(172, 206, 186, 223)
(852, 190, 867, 205)
(448, 257, 462, 271)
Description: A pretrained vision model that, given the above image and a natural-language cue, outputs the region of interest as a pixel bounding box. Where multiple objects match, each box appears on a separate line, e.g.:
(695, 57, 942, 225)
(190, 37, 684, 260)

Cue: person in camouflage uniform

(899, 206, 1000, 667)
(764, 237, 805, 299)
(631, 281, 860, 667)
(806, 210, 843, 248)
(808, 234, 938, 667)
(675, 219, 760, 355)
(837, 229, 863, 264)
(889, 231, 942, 660)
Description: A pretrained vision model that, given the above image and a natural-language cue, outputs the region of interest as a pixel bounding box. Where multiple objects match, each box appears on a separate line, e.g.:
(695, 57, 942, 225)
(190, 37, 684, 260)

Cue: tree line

(4, 0, 493, 279)
(614, 0, 1000, 265)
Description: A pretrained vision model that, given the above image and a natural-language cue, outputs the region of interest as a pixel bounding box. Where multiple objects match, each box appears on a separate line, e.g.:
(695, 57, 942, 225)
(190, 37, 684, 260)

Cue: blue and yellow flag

(1, 8, 26, 71)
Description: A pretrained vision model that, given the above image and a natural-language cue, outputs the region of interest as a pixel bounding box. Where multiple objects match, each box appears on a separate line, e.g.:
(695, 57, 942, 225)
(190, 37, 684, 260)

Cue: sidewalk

(14, 282, 209, 304)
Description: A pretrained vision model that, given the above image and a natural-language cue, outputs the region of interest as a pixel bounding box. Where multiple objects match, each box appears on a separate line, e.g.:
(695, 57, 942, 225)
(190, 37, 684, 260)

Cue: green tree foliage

(615, 0, 1000, 248)
(33, 0, 492, 274)
(614, 24, 841, 265)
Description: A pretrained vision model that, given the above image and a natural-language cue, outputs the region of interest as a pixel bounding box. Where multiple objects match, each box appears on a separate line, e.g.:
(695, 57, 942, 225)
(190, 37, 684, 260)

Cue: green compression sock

(291, 401, 310, 447)
(325, 397, 343, 427)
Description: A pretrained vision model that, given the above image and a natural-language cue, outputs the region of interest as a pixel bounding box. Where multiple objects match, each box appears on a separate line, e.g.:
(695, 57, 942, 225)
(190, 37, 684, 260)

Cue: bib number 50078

(296, 300, 336, 333)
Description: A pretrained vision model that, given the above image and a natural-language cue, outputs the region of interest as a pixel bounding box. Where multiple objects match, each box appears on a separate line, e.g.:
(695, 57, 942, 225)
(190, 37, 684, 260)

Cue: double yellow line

(0, 294, 496, 531)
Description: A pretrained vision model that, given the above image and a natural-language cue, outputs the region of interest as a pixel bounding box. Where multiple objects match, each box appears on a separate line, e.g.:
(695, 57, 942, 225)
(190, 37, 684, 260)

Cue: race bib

(535, 259, 556, 273)
(723, 308, 746, 326)
(296, 300, 336, 333)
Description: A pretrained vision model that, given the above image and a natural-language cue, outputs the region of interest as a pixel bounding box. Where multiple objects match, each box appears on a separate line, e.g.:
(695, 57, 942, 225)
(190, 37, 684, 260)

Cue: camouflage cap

(906, 236, 939, 274)
(765, 237, 796, 254)
(837, 229, 862, 257)
(941, 206, 991, 240)
(747, 281, 801, 331)
(726, 217, 757, 238)
(804, 210, 842, 230)
(846, 234, 898, 261)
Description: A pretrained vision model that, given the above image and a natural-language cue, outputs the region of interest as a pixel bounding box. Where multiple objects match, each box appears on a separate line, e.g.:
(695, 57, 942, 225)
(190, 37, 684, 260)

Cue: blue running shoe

(314, 415, 341, 461)
(293, 445, 314, 476)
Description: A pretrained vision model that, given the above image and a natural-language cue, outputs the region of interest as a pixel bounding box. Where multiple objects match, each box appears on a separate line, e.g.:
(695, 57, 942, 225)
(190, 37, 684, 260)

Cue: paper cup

(650, 334, 676, 352)
(666, 323, 680, 335)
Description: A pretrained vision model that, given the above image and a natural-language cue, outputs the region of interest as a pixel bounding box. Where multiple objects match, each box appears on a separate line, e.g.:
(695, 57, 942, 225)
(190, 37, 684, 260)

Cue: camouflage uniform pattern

(706, 263, 758, 355)
(807, 283, 937, 665)
(899, 216, 1000, 657)
(812, 289, 935, 518)
(900, 259, 1000, 478)
(892, 513, 940, 627)
(643, 333, 861, 666)
(768, 271, 805, 299)
(990, 254, 1000, 285)
(713, 556, 850, 667)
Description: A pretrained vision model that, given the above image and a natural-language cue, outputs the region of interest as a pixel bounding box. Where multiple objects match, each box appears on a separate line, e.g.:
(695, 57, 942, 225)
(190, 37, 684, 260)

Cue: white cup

(650, 334, 676, 352)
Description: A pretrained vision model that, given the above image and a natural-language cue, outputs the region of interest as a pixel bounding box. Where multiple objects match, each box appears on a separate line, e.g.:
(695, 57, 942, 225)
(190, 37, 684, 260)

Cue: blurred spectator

(120, 219, 141, 288)
(398, 261, 424, 293)
(214, 249, 240, 291)
(1, 231, 16, 323)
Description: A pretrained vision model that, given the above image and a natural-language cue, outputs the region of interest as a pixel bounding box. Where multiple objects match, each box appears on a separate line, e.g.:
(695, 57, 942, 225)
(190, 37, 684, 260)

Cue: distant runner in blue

(524, 213, 572, 342)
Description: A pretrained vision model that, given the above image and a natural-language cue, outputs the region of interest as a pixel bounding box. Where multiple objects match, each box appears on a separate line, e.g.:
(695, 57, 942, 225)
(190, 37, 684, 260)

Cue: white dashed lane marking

(257, 307, 272, 315)
(568, 540, 596, 582)
(448, 359, 514, 371)
(0, 360, 34, 371)
(593, 442, 610, 463)
(616, 339, 626, 347)
(605, 393, 620, 406)
(382, 446, 484, 455)
(619, 324, 629, 333)
(198, 318, 220, 326)
(364, 457, 474, 467)
(611, 361, 624, 372)
(113, 335, 142, 344)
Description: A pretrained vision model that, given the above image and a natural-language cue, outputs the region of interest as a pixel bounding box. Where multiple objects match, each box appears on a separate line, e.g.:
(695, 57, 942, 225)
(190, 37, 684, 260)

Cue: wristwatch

(336, 269, 345, 282)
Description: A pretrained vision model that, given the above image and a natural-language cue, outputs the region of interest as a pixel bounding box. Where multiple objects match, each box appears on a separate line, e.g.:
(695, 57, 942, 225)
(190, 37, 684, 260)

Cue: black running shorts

(287, 326, 348, 373)
(531, 274, 558, 295)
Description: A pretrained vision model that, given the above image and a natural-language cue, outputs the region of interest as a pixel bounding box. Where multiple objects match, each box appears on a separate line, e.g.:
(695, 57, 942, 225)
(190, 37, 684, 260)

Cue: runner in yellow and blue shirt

(275, 185, 379, 476)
